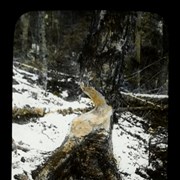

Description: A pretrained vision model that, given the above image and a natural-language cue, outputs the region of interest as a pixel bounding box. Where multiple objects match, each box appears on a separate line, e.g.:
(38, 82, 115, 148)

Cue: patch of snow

(12, 65, 92, 179)
(61, 90, 68, 98)
(12, 65, 156, 180)
(13, 66, 89, 111)
(156, 143, 168, 149)
(12, 113, 76, 152)
(67, 78, 72, 82)
(115, 39, 126, 52)
(97, 10, 106, 30)
(12, 148, 49, 180)
(12, 112, 78, 179)
(60, 78, 66, 82)
(112, 112, 150, 180)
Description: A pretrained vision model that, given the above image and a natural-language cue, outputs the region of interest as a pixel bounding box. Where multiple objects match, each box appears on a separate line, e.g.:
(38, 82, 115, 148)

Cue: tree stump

(31, 83, 121, 180)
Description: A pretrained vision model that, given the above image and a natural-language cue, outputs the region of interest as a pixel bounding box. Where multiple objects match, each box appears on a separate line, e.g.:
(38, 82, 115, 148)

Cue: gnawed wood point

(32, 83, 121, 180)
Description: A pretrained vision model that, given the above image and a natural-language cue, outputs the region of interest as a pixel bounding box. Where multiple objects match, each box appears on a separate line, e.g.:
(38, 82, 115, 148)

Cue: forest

(12, 10, 168, 180)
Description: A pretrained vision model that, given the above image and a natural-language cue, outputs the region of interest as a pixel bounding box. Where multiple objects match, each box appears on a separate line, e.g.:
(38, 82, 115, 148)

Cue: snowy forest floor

(12, 63, 168, 180)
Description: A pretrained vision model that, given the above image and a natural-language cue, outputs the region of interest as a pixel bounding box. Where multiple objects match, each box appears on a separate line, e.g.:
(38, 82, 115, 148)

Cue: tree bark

(78, 11, 133, 123)
(38, 11, 48, 94)
(135, 12, 142, 92)
(31, 83, 121, 180)
(20, 13, 30, 54)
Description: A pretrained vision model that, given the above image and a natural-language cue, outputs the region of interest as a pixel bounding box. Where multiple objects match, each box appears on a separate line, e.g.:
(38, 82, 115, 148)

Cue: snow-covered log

(31, 83, 121, 179)
(12, 106, 93, 124)
(120, 91, 168, 111)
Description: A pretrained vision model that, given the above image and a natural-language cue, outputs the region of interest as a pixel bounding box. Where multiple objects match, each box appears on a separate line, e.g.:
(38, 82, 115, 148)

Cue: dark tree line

(13, 10, 168, 96)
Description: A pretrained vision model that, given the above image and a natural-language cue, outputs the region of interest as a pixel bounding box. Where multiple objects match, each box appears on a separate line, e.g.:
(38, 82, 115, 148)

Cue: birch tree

(78, 10, 133, 122)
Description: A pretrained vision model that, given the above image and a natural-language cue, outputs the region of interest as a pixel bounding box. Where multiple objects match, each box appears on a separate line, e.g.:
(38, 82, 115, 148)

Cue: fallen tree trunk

(120, 91, 168, 129)
(12, 106, 93, 124)
(31, 83, 121, 180)
(120, 91, 168, 111)
(12, 138, 31, 153)
(12, 107, 45, 124)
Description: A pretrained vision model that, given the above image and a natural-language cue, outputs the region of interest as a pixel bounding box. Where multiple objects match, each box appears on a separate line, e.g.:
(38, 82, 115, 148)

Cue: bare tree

(38, 11, 48, 94)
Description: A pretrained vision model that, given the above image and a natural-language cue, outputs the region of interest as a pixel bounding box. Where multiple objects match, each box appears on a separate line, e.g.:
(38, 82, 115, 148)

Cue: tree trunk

(31, 83, 121, 180)
(20, 13, 30, 53)
(78, 10, 132, 123)
(38, 11, 48, 94)
(135, 12, 142, 92)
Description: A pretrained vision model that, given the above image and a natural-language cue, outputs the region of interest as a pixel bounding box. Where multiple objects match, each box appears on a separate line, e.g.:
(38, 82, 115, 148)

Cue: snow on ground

(112, 112, 150, 180)
(12, 65, 152, 180)
(13, 65, 91, 111)
(12, 113, 77, 180)
(12, 113, 76, 152)
(12, 65, 92, 179)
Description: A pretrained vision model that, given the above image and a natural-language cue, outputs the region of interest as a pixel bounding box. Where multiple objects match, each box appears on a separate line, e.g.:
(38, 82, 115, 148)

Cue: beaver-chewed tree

(31, 83, 122, 180)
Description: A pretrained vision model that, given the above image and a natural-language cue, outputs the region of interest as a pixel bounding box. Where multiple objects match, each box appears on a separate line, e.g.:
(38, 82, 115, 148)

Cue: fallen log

(119, 105, 168, 112)
(12, 107, 45, 124)
(12, 106, 93, 124)
(12, 138, 31, 154)
(31, 83, 121, 180)
(120, 91, 168, 111)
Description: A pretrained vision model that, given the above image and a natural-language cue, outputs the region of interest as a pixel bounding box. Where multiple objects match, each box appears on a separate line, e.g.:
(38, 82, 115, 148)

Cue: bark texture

(31, 83, 121, 180)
